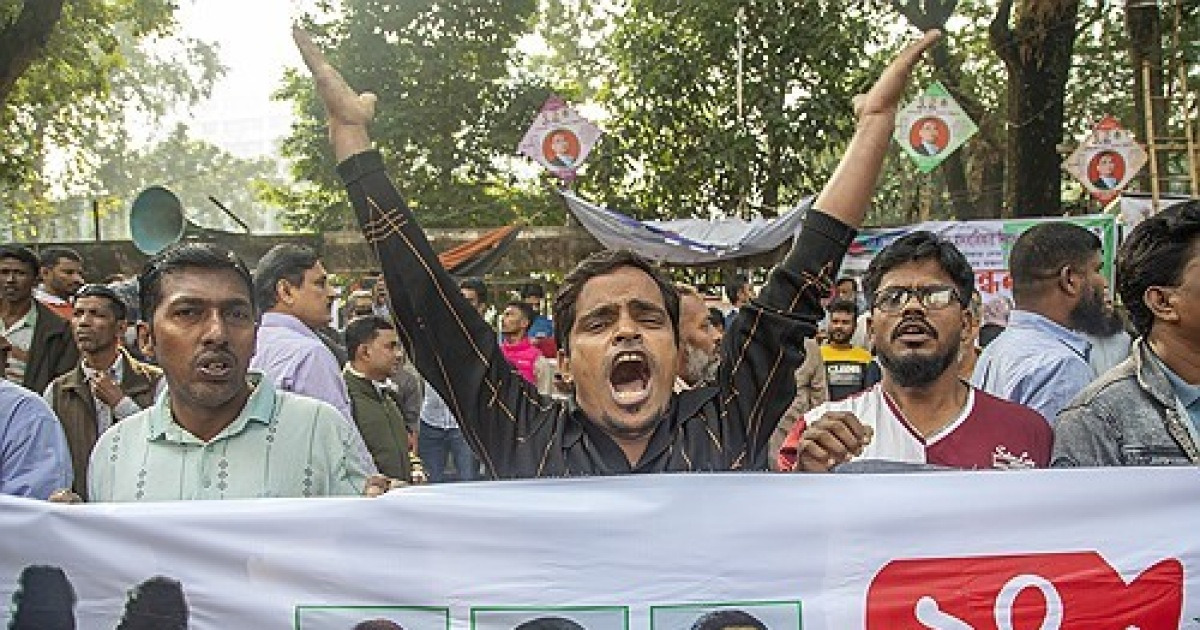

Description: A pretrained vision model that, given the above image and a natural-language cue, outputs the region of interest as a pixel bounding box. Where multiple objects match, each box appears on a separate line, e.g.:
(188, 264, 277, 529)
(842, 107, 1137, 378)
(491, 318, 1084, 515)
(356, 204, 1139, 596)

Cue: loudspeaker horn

(130, 186, 188, 255)
(131, 186, 249, 255)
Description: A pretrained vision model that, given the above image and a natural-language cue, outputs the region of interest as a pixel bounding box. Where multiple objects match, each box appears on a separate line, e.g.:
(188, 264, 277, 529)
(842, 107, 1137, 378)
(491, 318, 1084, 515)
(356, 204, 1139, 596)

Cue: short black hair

(513, 617, 585, 630)
(504, 300, 537, 327)
(0, 244, 39, 274)
(724, 273, 749, 304)
(354, 620, 404, 630)
(519, 282, 545, 299)
(707, 306, 725, 330)
(862, 231, 974, 309)
(459, 277, 488, 303)
(1117, 200, 1200, 336)
(827, 297, 859, 319)
(553, 249, 680, 353)
(38, 246, 82, 270)
(116, 576, 188, 630)
(690, 610, 767, 630)
(1009, 222, 1102, 303)
(74, 284, 128, 321)
(252, 243, 321, 311)
(345, 314, 395, 359)
(139, 242, 254, 324)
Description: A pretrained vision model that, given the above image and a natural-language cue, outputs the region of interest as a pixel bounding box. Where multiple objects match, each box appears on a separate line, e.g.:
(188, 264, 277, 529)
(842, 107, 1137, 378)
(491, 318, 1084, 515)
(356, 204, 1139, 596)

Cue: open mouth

(608, 350, 652, 408)
(195, 354, 235, 379)
(893, 321, 937, 345)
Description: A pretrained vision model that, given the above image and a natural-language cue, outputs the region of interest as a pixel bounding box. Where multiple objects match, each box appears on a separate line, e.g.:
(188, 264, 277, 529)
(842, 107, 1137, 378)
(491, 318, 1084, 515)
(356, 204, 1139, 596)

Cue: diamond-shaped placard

(895, 81, 978, 174)
(1063, 115, 1147, 204)
(518, 95, 603, 182)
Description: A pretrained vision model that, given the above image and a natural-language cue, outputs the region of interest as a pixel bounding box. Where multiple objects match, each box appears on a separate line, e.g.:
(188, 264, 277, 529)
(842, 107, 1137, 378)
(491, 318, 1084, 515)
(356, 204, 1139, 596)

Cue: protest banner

(841, 215, 1118, 317)
(1, 469, 1196, 629)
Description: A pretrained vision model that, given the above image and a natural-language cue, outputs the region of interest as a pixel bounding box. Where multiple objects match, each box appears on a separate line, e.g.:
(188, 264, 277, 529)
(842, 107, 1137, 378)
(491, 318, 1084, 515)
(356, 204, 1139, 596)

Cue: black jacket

(339, 150, 852, 477)
(24, 301, 79, 395)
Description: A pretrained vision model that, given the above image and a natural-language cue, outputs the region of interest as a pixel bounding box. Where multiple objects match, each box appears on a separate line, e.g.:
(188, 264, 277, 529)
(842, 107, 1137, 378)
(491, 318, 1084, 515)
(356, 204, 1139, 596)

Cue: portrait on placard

(909, 116, 950, 157)
(542, 129, 581, 170)
(1087, 150, 1126, 191)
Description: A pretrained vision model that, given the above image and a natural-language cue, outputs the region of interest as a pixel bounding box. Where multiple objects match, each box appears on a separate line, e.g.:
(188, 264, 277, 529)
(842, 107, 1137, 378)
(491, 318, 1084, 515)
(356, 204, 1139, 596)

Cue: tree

(0, 0, 66, 109)
(990, 0, 1082, 217)
(585, 0, 891, 219)
(27, 124, 286, 242)
(0, 0, 183, 190)
(275, 0, 563, 231)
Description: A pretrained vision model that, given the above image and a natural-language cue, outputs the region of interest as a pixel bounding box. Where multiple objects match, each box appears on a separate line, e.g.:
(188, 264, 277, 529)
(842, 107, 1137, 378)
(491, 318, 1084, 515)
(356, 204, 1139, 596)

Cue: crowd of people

(0, 28, 1195, 506)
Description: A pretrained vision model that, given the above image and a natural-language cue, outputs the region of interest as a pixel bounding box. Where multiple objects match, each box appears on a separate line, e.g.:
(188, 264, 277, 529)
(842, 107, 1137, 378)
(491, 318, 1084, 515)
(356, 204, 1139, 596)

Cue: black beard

(1069, 288, 1123, 336)
(877, 338, 960, 388)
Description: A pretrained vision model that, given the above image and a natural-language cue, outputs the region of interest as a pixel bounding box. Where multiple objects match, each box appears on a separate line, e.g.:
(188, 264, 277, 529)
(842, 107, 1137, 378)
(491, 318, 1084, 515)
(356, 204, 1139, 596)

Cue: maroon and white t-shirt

(778, 383, 1052, 470)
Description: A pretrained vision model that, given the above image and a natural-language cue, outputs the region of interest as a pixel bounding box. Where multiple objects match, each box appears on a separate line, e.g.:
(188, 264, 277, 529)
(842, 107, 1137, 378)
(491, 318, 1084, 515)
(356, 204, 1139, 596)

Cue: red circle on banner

(908, 116, 950, 156)
(542, 129, 580, 169)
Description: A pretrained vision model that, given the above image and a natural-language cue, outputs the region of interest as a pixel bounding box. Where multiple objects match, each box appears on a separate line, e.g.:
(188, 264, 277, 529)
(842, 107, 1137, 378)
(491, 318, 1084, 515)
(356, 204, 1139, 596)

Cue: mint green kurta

(89, 373, 372, 501)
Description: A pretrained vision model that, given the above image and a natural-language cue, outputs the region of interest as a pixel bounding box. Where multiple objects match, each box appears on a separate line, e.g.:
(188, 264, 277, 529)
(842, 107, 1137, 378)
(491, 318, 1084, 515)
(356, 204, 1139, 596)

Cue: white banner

(1, 469, 1197, 629)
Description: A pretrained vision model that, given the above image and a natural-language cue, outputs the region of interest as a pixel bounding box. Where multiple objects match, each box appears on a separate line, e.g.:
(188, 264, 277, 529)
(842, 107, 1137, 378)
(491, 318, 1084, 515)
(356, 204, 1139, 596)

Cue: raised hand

(854, 30, 942, 120)
(292, 27, 376, 160)
(814, 29, 941, 228)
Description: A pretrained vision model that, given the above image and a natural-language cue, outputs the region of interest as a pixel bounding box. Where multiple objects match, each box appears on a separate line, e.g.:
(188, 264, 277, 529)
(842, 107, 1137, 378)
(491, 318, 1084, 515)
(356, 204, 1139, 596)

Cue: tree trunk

(891, 0, 1003, 219)
(0, 0, 66, 110)
(1126, 1, 1167, 193)
(990, 0, 1081, 217)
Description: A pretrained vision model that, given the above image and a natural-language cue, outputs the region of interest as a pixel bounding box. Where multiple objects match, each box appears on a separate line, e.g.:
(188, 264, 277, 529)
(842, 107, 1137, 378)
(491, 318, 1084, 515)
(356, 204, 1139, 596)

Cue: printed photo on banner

(472, 606, 627, 630)
(295, 606, 450, 630)
(649, 601, 801, 630)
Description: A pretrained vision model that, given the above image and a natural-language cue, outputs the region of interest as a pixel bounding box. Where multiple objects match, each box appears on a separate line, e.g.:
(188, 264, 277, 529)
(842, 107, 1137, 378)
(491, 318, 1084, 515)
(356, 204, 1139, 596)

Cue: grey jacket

(1053, 339, 1200, 467)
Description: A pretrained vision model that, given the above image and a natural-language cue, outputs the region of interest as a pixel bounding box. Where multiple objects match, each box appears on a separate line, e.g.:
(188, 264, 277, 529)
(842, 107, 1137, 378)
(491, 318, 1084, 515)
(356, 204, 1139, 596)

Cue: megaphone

(130, 186, 250, 255)
(130, 186, 187, 255)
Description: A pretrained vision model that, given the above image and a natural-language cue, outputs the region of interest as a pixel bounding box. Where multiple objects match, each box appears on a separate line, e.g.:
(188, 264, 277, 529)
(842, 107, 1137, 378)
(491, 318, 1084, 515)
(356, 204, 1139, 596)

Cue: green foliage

(584, 0, 891, 219)
(0, 0, 224, 238)
(274, 0, 560, 231)
(0, 0, 188, 188)
(32, 124, 287, 241)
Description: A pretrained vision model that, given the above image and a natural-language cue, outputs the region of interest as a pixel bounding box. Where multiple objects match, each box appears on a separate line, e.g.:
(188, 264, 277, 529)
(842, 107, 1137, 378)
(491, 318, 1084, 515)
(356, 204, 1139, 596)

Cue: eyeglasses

(872, 285, 962, 313)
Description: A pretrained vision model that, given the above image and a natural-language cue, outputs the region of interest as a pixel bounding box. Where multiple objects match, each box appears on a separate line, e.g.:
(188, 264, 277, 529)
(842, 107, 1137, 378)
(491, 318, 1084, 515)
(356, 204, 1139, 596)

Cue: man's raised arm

(293, 28, 376, 161)
(813, 30, 941, 229)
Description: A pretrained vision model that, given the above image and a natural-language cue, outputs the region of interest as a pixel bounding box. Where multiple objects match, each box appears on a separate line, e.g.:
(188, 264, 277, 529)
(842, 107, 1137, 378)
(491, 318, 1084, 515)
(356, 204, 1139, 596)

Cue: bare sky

(175, 0, 310, 158)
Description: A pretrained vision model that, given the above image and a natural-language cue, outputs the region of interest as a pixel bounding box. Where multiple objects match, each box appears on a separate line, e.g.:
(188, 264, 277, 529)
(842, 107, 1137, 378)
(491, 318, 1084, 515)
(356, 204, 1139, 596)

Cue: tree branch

(989, 0, 1017, 66)
(0, 0, 66, 108)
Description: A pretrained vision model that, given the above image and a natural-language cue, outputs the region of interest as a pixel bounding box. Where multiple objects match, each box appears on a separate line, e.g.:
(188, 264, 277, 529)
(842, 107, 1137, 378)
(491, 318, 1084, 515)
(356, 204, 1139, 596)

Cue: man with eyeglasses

(971, 222, 1118, 424)
(779, 232, 1051, 471)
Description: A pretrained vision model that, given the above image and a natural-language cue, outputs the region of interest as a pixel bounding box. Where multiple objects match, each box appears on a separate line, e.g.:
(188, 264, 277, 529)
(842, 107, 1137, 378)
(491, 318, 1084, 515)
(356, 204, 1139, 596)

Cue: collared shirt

(44, 354, 142, 436)
(34, 286, 73, 320)
(2, 304, 36, 383)
(251, 312, 354, 421)
(419, 381, 460, 430)
(971, 309, 1095, 424)
(88, 373, 374, 501)
(0, 379, 72, 499)
(1148, 350, 1200, 443)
